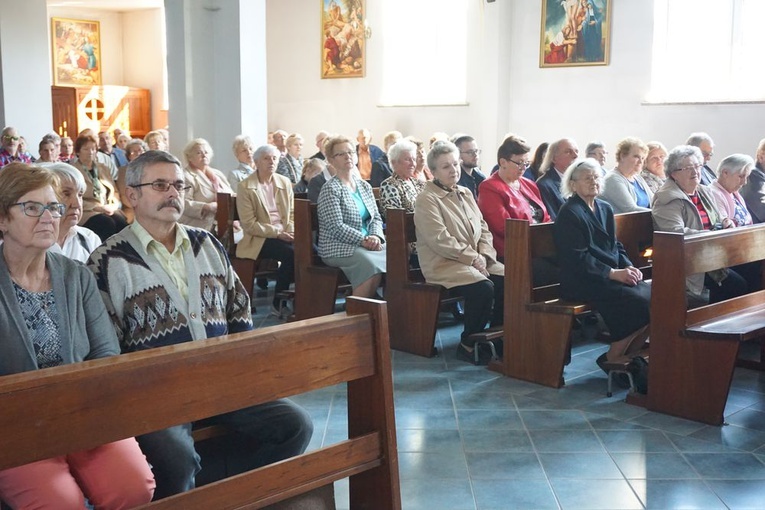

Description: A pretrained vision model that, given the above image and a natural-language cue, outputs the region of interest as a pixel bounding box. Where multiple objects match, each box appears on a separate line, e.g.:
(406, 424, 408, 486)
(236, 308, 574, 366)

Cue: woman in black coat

(553, 158, 651, 373)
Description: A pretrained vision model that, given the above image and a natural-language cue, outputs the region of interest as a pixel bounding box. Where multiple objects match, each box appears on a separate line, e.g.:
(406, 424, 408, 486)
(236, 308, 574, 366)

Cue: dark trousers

(258, 238, 295, 307)
(137, 399, 313, 500)
(448, 274, 504, 345)
(705, 266, 750, 304)
(83, 212, 129, 242)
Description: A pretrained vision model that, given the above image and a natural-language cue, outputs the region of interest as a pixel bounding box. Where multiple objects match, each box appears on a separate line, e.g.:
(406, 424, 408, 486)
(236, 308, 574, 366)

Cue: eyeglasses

(130, 181, 192, 193)
(676, 164, 703, 173)
(2, 135, 20, 142)
(509, 159, 531, 169)
(12, 201, 66, 218)
(332, 150, 355, 159)
(460, 149, 481, 156)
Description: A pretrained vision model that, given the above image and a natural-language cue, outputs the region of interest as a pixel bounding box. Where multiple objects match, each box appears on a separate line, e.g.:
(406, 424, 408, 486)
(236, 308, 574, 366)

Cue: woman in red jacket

(478, 135, 557, 285)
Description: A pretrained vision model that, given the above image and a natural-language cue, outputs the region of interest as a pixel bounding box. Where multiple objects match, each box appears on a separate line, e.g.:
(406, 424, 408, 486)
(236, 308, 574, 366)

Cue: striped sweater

(88, 225, 252, 352)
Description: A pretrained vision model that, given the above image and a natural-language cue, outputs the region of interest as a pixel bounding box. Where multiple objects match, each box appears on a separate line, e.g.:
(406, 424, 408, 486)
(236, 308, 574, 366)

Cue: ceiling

(47, 0, 163, 12)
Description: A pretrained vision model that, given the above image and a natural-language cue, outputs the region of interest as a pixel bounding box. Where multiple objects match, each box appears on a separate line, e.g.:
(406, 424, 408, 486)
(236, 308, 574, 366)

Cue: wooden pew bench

(645, 225, 765, 425)
(385, 208, 462, 357)
(215, 191, 283, 303)
(0, 298, 401, 509)
(489, 210, 654, 388)
(293, 198, 352, 320)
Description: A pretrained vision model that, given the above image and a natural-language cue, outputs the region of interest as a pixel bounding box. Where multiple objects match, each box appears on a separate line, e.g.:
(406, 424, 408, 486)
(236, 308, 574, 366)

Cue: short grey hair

(36, 162, 86, 193)
(42, 132, 61, 144)
(686, 132, 713, 147)
(232, 135, 253, 156)
(560, 158, 602, 199)
(665, 145, 703, 178)
(717, 154, 755, 177)
(125, 150, 183, 188)
(585, 141, 605, 156)
(253, 144, 280, 161)
(427, 140, 459, 171)
(125, 138, 148, 154)
(388, 139, 417, 164)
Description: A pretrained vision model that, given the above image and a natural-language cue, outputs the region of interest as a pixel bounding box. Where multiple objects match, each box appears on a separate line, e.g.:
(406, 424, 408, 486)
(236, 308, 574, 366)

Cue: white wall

(266, 0, 765, 169)
(122, 8, 167, 131)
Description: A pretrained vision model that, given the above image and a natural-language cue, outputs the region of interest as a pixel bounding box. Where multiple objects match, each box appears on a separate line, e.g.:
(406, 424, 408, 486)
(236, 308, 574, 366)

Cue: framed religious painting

(51, 17, 103, 86)
(540, 0, 611, 67)
(321, 0, 366, 79)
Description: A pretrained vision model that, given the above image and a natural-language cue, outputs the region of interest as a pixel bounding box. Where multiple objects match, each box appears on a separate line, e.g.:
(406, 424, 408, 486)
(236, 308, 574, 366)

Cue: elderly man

(355, 128, 384, 181)
(454, 135, 486, 199)
(88, 150, 312, 499)
(537, 138, 579, 220)
(310, 130, 330, 160)
(237, 145, 296, 317)
(686, 132, 718, 186)
(272, 129, 289, 156)
(0, 126, 33, 167)
(741, 138, 765, 224)
(99, 130, 128, 168)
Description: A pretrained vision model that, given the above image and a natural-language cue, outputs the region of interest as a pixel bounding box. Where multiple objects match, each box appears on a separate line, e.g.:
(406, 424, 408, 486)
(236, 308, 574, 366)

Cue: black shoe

(596, 353, 631, 389)
(451, 302, 465, 321)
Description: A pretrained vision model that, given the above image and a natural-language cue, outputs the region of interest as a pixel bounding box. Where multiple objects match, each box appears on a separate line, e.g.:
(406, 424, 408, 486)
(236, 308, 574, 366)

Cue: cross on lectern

(83, 98, 105, 121)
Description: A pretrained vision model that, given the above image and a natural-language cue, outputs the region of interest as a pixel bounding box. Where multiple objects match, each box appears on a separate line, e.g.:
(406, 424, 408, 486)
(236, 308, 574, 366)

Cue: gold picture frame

(540, 0, 611, 67)
(321, 0, 366, 79)
(51, 17, 103, 86)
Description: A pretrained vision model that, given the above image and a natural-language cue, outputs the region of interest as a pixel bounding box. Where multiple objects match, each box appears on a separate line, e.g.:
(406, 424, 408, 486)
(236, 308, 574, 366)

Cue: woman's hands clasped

(362, 235, 383, 251)
(472, 255, 489, 277)
(609, 266, 643, 286)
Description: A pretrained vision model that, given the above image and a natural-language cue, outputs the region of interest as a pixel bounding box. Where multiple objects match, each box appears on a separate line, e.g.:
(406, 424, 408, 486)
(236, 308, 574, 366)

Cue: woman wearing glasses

(317, 135, 385, 299)
(0, 163, 155, 509)
(71, 133, 128, 241)
(653, 145, 750, 304)
(478, 136, 550, 256)
(554, 158, 651, 380)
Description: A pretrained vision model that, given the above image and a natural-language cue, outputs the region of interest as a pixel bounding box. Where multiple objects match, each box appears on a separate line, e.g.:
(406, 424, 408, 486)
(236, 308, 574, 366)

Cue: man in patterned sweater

(88, 150, 312, 499)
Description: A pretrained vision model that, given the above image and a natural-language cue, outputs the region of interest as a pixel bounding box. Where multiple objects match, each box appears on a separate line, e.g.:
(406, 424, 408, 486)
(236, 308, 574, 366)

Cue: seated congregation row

(0, 154, 314, 508)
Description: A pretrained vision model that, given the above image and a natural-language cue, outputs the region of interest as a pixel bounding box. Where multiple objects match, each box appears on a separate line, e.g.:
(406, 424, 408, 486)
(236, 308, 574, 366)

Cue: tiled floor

(251, 288, 765, 510)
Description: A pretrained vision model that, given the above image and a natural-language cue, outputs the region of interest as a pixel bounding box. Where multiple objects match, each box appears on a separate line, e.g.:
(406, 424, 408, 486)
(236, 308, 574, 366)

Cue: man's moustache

(158, 199, 182, 212)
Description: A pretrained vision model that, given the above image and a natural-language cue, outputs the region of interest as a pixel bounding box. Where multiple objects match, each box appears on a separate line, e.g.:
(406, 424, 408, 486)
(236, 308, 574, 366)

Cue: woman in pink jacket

(710, 154, 755, 227)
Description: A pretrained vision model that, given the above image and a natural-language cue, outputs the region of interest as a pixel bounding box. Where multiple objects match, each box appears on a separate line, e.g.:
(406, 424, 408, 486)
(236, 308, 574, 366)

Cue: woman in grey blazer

(317, 136, 386, 298)
(0, 163, 154, 509)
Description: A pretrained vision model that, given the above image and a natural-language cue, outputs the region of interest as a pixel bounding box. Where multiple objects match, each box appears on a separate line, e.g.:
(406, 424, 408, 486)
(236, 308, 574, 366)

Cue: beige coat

(181, 166, 233, 230)
(71, 160, 121, 225)
(413, 181, 503, 289)
(235, 171, 294, 260)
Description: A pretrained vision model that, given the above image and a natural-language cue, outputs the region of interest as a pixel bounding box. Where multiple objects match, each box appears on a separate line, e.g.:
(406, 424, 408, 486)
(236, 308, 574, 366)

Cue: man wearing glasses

(0, 126, 33, 168)
(686, 132, 718, 186)
(87, 150, 312, 499)
(455, 135, 486, 199)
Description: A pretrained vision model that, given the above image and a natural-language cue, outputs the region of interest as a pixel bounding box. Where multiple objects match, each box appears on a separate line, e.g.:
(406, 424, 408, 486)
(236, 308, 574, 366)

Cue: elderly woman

(601, 137, 653, 213)
(0, 163, 154, 509)
(379, 139, 425, 217)
(710, 154, 755, 227)
(741, 138, 765, 224)
(59, 136, 74, 162)
(36, 162, 102, 262)
(230, 135, 255, 185)
(276, 133, 304, 184)
(414, 141, 504, 364)
(294, 157, 326, 195)
(143, 130, 167, 151)
(554, 158, 651, 373)
(180, 138, 234, 231)
(236, 145, 295, 316)
(478, 136, 550, 254)
(409, 137, 433, 182)
(640, 141, 668, 194)
(652, 145, 749, 304)
(317, 135, 385, 298)
(70, 133, 128, 241)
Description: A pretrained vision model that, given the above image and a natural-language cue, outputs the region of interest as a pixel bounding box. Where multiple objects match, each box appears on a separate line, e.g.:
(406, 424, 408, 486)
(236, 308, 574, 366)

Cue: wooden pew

(385, 208, 461, 357)
(0, 298, 401, 510)
(490, 211, 654, 388)
(646, 225, 765, 425)
(293, 198, 348, 320)
(215, 192, 279, 299)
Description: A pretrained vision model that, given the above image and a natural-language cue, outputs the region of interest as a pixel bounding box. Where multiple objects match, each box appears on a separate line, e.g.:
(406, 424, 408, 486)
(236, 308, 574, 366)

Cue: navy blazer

(699, 164, 717, 186)
(741, 163, 765, 223)
(357, 144, 384, 164)
(553, 194, 632, 302)
(536, 168, 566, 220)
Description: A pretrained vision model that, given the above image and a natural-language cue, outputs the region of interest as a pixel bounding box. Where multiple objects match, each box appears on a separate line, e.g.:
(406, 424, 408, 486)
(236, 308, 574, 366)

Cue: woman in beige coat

(414, 141, 504, 364)
(180, 138, 233, 231)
